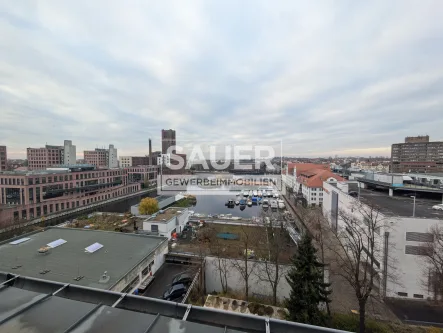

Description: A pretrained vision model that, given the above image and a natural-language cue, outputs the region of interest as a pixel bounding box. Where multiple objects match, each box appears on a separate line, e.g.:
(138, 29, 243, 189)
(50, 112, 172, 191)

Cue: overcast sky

(2, 1, 443, 159)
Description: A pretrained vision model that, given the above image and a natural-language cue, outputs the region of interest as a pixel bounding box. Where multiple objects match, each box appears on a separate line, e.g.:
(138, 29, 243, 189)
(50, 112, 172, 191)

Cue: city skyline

(2, 1, 443, 159)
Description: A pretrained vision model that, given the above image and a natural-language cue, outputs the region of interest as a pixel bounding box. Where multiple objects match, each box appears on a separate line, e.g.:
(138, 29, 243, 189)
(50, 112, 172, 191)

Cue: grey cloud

(1, 1, 443, 158)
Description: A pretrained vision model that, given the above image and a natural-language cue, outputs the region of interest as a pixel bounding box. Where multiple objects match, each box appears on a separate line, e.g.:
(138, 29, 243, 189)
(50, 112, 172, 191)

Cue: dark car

(172, 273, 193, 286)
(348, 191, 358, 198)
(162, 283, 187, 301)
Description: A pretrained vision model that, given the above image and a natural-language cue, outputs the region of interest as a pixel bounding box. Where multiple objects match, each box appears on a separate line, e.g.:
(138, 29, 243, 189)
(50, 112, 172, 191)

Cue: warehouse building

(0, 227, 168, 292)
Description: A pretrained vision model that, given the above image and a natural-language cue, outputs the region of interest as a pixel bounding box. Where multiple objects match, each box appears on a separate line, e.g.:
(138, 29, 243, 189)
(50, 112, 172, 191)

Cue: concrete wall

(205, 256, 291, 302)
(387, 217, 443, 299)
(110, 239, 168, 292)
(152, 241, 168, 274)
(143, 208, 189, 240)
(175, 208, 189, 233)
(322, 181, 443, 300)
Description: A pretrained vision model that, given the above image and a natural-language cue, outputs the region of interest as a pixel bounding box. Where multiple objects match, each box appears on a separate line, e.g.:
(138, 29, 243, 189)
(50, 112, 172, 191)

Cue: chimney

(149, 138, 152, 165)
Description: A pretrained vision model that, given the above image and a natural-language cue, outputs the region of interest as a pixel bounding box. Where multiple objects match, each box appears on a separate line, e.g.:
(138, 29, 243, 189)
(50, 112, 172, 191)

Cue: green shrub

(331, 313, 390, 333)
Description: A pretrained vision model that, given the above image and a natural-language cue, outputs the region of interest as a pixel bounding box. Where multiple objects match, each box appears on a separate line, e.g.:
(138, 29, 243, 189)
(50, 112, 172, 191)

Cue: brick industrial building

(27, 140, 77, 170)
(391, 136, 443, 173)
(84, 144, 118, 169)
(0, 165, 140, 224)
(161, 129, 176, 154)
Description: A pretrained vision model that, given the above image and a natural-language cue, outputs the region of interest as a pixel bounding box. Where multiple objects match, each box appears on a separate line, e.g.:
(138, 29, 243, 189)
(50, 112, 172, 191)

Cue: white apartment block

(157, 154, 171, 167)
(63, 140, 76, 165)
(281, 163, 343, 207)
(108, 144, 118, 169)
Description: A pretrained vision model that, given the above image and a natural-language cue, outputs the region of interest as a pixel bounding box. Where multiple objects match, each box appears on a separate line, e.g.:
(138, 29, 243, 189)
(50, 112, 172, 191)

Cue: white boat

(257, 190, 262, 197)
(235, 200, 240, 205)
(270, 200, 278, 209)
(243, 189, 249, 196)
(267, 190, 273, 197)
(247, 199, 252, 206)
(262, 199, 269, 208)
(236, 193, 241, 197)
(253, 190, 258, 196)
(277, 199, 285, 209)
(248, 190, 253, 197)
(272, 191, 278, 198)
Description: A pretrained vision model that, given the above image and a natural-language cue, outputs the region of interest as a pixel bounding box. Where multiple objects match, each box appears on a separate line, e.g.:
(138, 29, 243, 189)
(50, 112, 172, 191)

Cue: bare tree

(421, 224, 443, 301)
(255, 210, 287, 305)
(325, 201, 397, 333)
(209, 231, 231, 294)
(230, 223, 259, 301)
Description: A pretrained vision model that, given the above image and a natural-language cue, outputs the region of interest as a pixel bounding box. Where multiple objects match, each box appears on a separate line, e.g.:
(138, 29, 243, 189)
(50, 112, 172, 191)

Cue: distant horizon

(5, 152, 392, 161)
(2, 2, 442, 161)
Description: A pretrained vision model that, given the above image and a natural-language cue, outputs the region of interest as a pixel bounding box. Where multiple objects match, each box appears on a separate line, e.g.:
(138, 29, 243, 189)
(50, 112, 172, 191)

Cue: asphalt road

(143, 263, 197, 299)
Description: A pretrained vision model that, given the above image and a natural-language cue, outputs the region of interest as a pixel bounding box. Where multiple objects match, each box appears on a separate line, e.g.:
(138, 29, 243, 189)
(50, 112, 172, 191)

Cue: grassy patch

(330, 313, 431, 333)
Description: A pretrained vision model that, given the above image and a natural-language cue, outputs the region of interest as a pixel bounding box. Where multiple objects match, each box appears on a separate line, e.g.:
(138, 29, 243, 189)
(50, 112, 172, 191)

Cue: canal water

(96, 191, 158, 213)
(99, 173, 276, 218)
(189, 194, 262, 218)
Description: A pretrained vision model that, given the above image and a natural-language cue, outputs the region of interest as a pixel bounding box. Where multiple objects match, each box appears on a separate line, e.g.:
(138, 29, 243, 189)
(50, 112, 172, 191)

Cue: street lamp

(411, 196, 416, 217)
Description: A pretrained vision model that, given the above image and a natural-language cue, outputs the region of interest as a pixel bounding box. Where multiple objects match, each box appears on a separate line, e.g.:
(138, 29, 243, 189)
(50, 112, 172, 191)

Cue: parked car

(171, 273, 193, 286)
(162, 283, 187, 301)
(432, 204, 443, 211)
(348, 191, 358, 198)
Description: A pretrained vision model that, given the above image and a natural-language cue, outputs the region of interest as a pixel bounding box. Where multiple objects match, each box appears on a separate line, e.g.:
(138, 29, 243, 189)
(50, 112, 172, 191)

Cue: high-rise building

(161, 129, 176, 154)
(391, 136, 443, 173)
(108, 144, 118, 168)
(0, 146, 7, 171)
(63, 140, 76, 165)
(27, 145, 64, 170)
(84, 144, 118, 168)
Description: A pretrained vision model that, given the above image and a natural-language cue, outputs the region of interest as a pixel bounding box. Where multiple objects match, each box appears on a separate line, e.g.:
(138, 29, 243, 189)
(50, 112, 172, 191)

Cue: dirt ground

(172, 222, 297, 263)
(66, 213, 143, 232)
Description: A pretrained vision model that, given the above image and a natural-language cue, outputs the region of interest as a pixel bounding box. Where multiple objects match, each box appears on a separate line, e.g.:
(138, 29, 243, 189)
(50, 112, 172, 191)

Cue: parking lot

(360, 189, 443, 219)
(142, 263, 198, 300)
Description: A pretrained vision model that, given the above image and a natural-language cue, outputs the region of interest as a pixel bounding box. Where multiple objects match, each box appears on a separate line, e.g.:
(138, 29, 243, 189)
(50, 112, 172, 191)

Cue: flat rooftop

(0, 228, 167, 289)
(148, 207, 186, 223)
(0, 273, 340, 333)
(359, 189, 443, 219)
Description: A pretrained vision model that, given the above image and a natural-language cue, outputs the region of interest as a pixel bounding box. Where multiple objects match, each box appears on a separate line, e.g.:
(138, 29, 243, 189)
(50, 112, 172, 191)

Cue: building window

(397, 292, 408, 297)
(406, 232, 434, 242)
(405, 245, 428, 256)
(413, 294, 424, 299)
